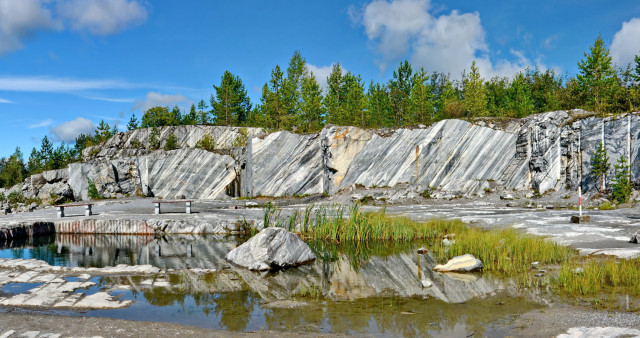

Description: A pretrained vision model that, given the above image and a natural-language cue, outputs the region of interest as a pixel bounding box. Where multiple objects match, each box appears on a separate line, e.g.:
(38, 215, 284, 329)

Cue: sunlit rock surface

(432, 254, 484, 272)
(225, 227, 316, 270)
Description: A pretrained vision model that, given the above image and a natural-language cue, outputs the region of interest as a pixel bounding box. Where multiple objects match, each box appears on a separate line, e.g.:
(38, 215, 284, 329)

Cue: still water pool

(0, 234, 542, 335)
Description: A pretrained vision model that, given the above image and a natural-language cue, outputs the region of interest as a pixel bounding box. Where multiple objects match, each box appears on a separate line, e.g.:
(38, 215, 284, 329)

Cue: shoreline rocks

(433, 254, 484, 273)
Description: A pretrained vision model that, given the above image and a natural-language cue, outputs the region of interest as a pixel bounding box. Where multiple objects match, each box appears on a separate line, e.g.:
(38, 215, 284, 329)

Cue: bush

(599, 201, 616, 210)
(130, 137, 143, 149)
(87, 179, 103, 200)
(7, 191, 24, 204)
(149, 127, 161, 150)
(232, 128, 249, 147)
(195, 134, 216, 152)
(164, 132, 179, 151)
(611, 155, 633, 204)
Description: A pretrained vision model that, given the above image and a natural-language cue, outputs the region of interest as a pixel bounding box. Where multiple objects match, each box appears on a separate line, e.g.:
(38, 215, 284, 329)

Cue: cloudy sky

(1, 0, 640, 157)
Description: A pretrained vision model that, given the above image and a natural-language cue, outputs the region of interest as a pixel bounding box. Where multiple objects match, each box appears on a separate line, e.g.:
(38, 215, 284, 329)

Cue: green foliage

(195, 134, 216, 152)
(211, 70, 252, 125)
(598, 201, 616, 210)
(324, 63, 345, 125)
(163, 132, 179, 151)
(300, 71, 325, 131)
(590, 142, 610, 191)
(141, 106, 181, 128)
(554, 257, 640, 297)
(127, 113, 139, 131)
(7, 191, 25, 205)
(611, 155, 633, 204)
(182, 104, 199, 125)
(231, 128, 249, 147)
(130, 138, 143, 149)
(87, 179, 103, 200)
(148, 127, 161, 150)
(577, 35, 617, 114)
(409, 67, 435, 125)
(462, 60, 488, 117)
(0, 147, 27, 188)
(389, 60, 413, 125)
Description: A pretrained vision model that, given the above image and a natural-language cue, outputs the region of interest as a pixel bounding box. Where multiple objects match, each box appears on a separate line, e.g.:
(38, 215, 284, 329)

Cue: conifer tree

(577, 35, 616, 114)
(300, 72, 325, 131)
(260, 65, 286, 129)
(462, 60, 487, 117)
(284, 51, 306, 125)
(212, 70, 251, 125)
(342, 72, 366, 127)
(409, 67, 434, 125)
(509, 72, 534, 117)
(324, 63, 345, 125)
(366, 81, 392, 128)
(590, 141, 610, 192)
(611, 155, 633, 204)
(127, 113, 138, 131)
(197, 99, 209, 124)
(389, 60, 413, 125)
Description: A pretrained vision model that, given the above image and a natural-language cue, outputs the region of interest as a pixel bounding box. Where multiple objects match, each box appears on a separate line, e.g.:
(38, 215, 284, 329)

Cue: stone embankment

(0, 109, 639, 205)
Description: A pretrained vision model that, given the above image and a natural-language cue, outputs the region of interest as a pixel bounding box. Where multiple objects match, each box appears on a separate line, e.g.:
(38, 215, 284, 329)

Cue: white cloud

(28, 119, 54, 129)
(0, 0, 61, 55)
(0, 0, 148, 56)
(357, 0, 537, 78)
(57, 0, 148, 36)
(84, 96, 135, 103)
(0, 76, 133, 92)
(50, 117, 95, 142)
(133, 92, 187, 111)
(307, 64, 338, 91)
(611, 17, 640, 68)
(0, 97, 13, 103)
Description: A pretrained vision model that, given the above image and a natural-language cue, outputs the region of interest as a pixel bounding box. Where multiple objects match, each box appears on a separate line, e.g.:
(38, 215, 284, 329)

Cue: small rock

(630, 231, 640, 244)
(442, 238, 455, 247)
(525, 192, 534, 198)
(246, 202, 258, 207)
(531, 261, 539, 269)
(176, 194, 186, 199)
(433, 254, 483, 273)
(573, 267, 584, 274)
(506, 202, 518, 207)
(535, 273, 544, 277)
(417, 247, 428, 254)
(500, 193, 514, 200)
(350, 194, 363, 201)
(538, 270, 547, 274)
(421, 279, 433, 288)
(546, 205, 554, 209)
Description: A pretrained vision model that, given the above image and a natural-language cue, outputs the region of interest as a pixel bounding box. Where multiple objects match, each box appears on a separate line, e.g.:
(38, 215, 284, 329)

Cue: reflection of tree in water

(212, 290, 256, 332)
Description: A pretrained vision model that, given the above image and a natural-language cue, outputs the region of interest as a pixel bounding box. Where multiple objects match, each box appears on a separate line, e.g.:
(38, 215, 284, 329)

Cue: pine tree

(164, 133, 179, 151)
(300, 72, 325, 132)
(590, 142, 610, 192)
(197, 99, 209, 124)
(182, 104, 198, 125)
(485, 76, 509, 117)
(462, 60, 487, 117)
(366, 81, 392, 128)
(389, 60, 413, 125)
(212, 70, 251, 125)
(284, 51, 306, 126)
(324, 63, 345, 125)
(342, 72, 366, 127)
(127, 113, 139, 131)
(260, 66, 286, 129)
(611, 155, 633, 204)
(577, 35, 616, 114)
(509, 72, 534, 117)
(409, 67, 434, 125)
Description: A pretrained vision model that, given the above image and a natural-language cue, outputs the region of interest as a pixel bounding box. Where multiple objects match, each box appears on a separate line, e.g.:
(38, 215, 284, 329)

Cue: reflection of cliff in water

(53, 233, 241, 269)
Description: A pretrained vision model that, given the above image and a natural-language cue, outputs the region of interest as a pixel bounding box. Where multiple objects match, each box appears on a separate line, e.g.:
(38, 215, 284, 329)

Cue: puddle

(0, 234, 545, 335)
(1, 283, 43, 295)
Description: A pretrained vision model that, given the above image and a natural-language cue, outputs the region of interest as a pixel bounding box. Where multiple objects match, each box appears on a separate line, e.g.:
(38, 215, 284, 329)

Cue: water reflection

(2, 234, 541, 335)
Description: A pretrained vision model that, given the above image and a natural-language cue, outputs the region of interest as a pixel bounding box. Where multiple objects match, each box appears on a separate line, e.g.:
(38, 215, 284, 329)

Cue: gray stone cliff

(3, 109, 640, 202)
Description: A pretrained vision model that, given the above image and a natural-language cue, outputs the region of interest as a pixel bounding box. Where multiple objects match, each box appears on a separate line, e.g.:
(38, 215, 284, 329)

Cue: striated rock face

(68, 148, 237, 200)
(82, 125, 264, 161)
(225, 227, 316, 270)
(5, 110, 640, 202)
(251, 131, 324, 197)
(433, 254, 484, 272)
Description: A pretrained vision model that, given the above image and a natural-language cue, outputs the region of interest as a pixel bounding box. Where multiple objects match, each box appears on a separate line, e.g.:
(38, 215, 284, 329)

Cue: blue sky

(1, 0, 640, 158)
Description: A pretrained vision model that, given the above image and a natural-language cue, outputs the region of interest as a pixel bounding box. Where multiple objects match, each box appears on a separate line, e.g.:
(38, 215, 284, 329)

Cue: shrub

(611, 155, 633, 204)
(164, 132, 179, 151)
(87, 179, 103, 200)
(195, 134, 216, 152)
(599, 201, 616, 210)
(232, 128, 249, 147)
(149, 127, 161, 150)
(0, 192, 5, 201)
(130, 137, 143, 149)
(7, 191, 24, 205)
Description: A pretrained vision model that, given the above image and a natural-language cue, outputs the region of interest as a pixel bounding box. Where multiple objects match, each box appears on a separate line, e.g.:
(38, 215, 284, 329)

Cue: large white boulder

(225, 227, 316, 271)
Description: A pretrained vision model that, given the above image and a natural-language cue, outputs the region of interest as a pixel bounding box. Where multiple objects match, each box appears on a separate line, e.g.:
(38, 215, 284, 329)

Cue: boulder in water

(225, 227, 316, 271)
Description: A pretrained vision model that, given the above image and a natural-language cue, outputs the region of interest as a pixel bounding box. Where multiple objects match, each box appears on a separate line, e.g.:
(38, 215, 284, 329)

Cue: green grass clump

(435, 227, 576, 274)
(554, 257, 640, 296)
(599, 201, 616, 210)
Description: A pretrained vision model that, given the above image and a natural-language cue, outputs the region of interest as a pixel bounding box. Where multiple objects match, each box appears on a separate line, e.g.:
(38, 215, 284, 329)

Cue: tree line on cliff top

(1, 35, 640, 189)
